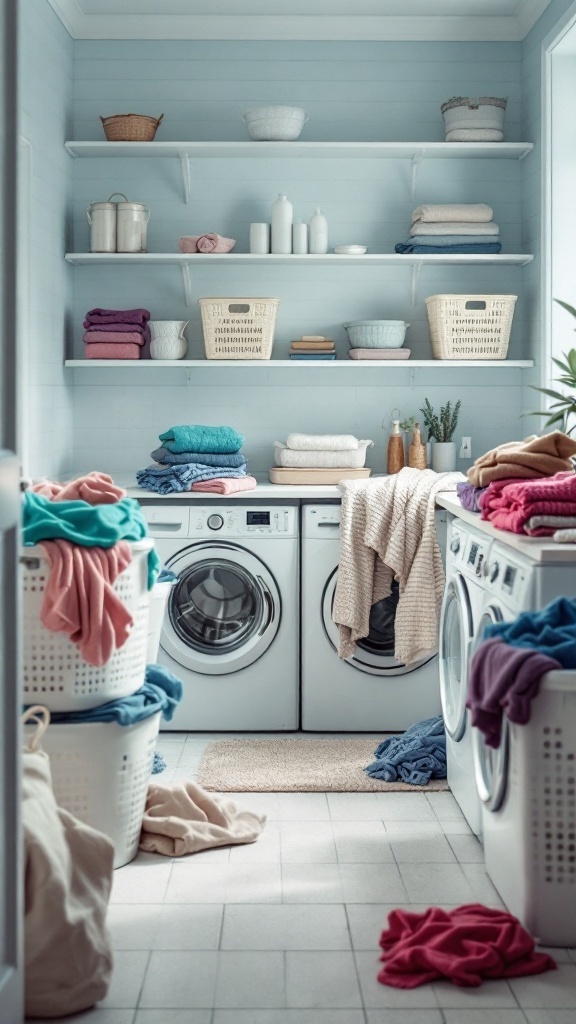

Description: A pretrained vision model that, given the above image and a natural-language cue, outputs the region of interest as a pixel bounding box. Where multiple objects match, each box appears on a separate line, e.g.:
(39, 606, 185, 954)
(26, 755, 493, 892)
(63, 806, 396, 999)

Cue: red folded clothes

(480, 470, 576, 534)
(85, 343, 141, 360)
(378, 904, 556, 989)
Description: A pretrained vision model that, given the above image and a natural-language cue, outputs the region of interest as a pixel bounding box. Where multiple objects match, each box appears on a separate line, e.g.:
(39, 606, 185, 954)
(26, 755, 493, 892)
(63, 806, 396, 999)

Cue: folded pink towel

(32, 472, 126, 505)
(178, 234, 236, 254)
(83, 331, 146, 346)
(84, 323, 148, 336)
(85, 343, 141, 360)
(191, 475, 257, 495)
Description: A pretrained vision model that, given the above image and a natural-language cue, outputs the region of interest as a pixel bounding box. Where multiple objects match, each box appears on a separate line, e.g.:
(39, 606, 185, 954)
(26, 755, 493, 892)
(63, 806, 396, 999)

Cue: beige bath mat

(196, 737, 450, 793)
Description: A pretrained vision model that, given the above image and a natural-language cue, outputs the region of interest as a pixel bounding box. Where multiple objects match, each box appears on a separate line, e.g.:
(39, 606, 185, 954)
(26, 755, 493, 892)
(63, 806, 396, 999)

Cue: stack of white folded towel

(274, 433, 373, 469)
(395, 203, 501, 254)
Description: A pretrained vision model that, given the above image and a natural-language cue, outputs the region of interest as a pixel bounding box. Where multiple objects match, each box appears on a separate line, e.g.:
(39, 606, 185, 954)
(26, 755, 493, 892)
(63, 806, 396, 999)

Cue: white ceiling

(47, 0, 553, 41)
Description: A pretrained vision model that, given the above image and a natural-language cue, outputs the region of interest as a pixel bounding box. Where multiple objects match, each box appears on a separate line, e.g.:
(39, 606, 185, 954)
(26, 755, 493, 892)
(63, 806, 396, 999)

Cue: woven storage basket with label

(199, 297, 280, 359)
(425, 294, 517, 360)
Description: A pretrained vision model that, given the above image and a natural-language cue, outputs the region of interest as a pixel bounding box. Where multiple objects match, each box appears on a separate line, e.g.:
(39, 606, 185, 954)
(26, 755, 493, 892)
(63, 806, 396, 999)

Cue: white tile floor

(29, 732, 576, 1024)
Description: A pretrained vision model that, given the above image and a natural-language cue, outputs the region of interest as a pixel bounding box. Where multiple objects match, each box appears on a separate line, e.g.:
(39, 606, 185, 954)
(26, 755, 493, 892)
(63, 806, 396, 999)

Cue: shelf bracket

(179, 152, 191, 204)
(411, 262, 422, 307)
(411, 150, 424, 201)
(180, 263, 192, 307)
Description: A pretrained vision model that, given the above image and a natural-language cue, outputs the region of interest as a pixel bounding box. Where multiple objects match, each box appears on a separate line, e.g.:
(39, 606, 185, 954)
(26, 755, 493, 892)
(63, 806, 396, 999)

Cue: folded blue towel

(37, 664, 183, 726)
(159, 425, 244, 454)
(289, 353, 337, 360)
(484, 596, 576, 668)
(151, 446, 247, 469)
(405, 234, 502, 247)
(395, 242, 502, 254)
(137, 462, 247, 495)
(365, 716, 446, 786)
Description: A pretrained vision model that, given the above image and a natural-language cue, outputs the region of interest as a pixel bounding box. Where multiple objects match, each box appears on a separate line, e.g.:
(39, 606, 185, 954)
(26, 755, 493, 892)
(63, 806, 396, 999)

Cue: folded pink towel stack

(191, 475, 257, 495)
(84, 330, 146, 346)
(85, 343, 141, 360)
(83, 307, 151, 359)
(178, 234, 236, 254)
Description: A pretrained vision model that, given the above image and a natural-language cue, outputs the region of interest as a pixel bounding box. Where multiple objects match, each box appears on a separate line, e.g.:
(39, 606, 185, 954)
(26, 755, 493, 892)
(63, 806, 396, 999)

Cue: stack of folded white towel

(395, 203, 501, 255)
(274, 433, 373, 469)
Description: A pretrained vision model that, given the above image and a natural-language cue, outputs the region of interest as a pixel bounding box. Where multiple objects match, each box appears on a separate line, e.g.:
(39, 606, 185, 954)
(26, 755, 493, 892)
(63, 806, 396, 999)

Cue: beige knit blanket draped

(333, 469, 460, 665)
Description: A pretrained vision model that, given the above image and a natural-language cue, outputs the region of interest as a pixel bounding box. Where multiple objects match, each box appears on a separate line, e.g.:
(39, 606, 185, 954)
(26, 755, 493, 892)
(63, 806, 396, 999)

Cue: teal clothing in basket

(159, 424, 244, 455)
(22, 491, 160, 588)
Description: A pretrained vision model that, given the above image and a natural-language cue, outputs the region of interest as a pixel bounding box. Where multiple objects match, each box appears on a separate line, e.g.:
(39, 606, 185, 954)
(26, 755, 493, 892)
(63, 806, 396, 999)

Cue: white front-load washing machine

(301, 504, 446, 731)
(439, 518, 494, 836)
(143, 503, 299, 731)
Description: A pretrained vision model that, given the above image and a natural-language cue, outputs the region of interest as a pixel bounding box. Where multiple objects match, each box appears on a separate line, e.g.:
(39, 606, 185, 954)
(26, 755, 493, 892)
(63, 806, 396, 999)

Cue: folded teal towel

(22, 491, 160, 588)
(159, 425, 244, 454)
(151, 446, 247, 469)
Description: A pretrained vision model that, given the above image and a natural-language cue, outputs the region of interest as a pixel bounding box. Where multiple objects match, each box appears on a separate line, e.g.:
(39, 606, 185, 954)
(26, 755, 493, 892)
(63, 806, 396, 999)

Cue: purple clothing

(83, 322, 148, 335)
(84, 308, 150, 327)
(456, 481, 487, 513)
(466, 637, 561, 747)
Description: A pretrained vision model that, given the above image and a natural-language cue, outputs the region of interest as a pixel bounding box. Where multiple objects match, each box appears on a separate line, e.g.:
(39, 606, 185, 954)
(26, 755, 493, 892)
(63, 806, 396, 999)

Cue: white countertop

(120, 475, 346, 501)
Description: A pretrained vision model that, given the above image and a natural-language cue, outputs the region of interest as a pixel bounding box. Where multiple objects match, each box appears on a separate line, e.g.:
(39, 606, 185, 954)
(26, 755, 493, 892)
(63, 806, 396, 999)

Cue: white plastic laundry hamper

(21, 539, 153, 712)
(25, 712, 161, 868)
(146, 579, 174, 662)
(474, 671, 576, 946)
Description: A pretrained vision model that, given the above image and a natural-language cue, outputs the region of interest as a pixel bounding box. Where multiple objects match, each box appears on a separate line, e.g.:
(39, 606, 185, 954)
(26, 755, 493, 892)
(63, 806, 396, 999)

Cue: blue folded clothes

(484, 596, 576, 669)
(159, 424, 244, 454)
(136, 462, 247, 495)
(289, 353, 337, 360)
(157, 566, 178, 584)
(151, 446, 247, 469)
(404, 234, 502, 247)
(365, 716, 447, 786)
(38, 664, 183, 726)
(395, 242, 502, 254)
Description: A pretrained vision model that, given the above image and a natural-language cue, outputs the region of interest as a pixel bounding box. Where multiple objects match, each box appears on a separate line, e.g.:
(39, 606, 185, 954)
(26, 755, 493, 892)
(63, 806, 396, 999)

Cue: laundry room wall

(20, 0, 74, 478)
(69, 39, 527, 476)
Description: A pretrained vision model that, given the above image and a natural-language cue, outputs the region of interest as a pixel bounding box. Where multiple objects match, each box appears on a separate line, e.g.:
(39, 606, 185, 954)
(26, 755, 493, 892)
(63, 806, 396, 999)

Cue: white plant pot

(431, 441, 456, 473)
(149, 320, 188, 360)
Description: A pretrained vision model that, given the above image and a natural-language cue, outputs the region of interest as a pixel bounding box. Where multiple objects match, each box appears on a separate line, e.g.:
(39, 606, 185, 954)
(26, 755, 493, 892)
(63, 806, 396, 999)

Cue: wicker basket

(425, 294, 517, 360)
(199, 297, 280, 359)
(100, 113, 164, 142)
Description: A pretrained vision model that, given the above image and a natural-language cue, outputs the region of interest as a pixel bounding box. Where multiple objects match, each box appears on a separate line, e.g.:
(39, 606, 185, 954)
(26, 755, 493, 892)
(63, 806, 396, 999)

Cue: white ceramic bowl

(334, 245, 367, 255)
(243, 106, 308, 141)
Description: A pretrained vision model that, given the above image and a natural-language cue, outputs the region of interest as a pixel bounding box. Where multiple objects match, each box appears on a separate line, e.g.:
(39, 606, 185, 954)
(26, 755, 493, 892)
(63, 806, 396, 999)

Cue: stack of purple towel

(83, 308, 151, 360)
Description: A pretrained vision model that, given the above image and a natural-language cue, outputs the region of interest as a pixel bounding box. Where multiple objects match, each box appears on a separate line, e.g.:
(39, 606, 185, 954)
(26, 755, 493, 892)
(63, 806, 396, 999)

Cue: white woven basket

(22, 539, 153, 711)
(26, 713, 160, 868)
(442, 96, 507, 133)
(199, 297, 280, 359)
(425, 294, 517, 360)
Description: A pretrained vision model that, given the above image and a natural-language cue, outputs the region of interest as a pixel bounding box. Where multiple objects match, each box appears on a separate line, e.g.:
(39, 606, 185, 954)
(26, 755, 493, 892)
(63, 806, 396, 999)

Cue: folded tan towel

(291, 340, 335, 350)
(467, 432, 576, 487)
(139, 780, 265, 857)
(412, 203, 494, 224)
(410, 220, 499, 236)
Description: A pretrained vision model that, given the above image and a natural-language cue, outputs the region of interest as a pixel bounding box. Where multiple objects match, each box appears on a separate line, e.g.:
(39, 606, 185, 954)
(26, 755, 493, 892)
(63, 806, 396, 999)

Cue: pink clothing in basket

(178, 234, 236, 254)
(191, 476, 257, 495)
(33, 472, 126, 505)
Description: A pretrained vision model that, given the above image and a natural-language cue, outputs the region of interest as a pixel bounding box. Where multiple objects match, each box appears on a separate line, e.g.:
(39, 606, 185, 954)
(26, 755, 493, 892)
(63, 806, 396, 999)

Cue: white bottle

(271, 194, 293, 254)
(309, 207, 328, 254)
(292, 221, 308, 254)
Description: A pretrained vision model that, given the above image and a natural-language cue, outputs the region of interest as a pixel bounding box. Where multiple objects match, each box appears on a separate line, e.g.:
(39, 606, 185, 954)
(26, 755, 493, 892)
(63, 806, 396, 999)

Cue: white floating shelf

(65, 252, 534, 267)
(65, 359, 535, 369)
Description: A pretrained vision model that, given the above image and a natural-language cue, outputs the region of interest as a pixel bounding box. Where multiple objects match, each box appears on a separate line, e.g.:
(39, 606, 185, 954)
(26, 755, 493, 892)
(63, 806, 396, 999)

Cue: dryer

(143, 504, 299, 731)
(301, 504, 446, 732)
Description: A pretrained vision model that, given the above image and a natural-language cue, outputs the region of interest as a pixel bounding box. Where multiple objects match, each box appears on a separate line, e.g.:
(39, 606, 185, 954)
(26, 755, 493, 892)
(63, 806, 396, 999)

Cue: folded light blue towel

(37, 664, 183, 726)
(405, 234, 502, 247)
(151, 446, 247, 469)
(137, 462, 247, 495)
(365, 716, 446, 786)
(484, 596, 576, 668)
(289, 353, 337, 360)
(395, 242, 502, 254)
(159, 425, 244, 454)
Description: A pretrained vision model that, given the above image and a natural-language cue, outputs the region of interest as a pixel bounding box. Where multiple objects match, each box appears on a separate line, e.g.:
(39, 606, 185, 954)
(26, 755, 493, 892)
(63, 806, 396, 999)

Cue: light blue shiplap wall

(71, 40, 528, 477)
(20, 0, 74, 477)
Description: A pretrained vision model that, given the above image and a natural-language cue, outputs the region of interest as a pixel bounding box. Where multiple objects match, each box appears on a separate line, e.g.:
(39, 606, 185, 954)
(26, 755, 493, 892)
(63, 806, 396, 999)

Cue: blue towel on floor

(152, 750, 167, 774)
(136, 462, 247, 495)
(365, 716, 446, 786)
(151, 447, 247, 469)
(395, 242, 502, 254)
(44, 664, 183, 726)
(484, 596, 576, 668)
(159, 425, 244, 454)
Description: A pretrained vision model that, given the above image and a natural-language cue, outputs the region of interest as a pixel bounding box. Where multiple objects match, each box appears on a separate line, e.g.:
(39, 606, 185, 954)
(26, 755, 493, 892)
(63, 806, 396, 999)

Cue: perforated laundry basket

(199, 297, 280, 359)
(146, 580, 173, 662)
(25, 713, 161, 868)
(22, 539, 153, 712)
(426, 294, 517, 360)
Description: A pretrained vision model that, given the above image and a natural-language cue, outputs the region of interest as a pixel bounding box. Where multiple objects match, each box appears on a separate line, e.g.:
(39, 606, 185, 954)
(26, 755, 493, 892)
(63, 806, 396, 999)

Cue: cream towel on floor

(274, 441, 372, 468)
(333, 468, 460, 665)
(139, 780, 266, 857)
(287, 432, 359, 451)
(412, 203, 494, 223)
(410, 220, 499, 236)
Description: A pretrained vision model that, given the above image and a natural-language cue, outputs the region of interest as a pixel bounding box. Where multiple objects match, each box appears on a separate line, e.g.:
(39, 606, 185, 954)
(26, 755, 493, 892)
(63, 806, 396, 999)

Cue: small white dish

(334, 245, 367, 255)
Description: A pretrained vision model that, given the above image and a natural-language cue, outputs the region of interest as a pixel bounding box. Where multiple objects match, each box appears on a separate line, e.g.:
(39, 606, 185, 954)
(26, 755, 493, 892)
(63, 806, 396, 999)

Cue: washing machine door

(472, 716, 509, 813)
(439, 572, 474, 741)
(161, 541, 280, 675)
(474, 603, 504, 652)
(322, 568, 436, 676)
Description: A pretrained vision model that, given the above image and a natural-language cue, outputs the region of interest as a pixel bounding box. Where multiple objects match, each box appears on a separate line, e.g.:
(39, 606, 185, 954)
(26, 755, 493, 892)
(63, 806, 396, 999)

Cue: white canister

(309, 208, 328, 254)
(117, 201, 150, 253)
(271, 194, 293, 254)
(292, 222, 308, 255)
(87, 200, 118, 252)
(250, 223, 271, 254)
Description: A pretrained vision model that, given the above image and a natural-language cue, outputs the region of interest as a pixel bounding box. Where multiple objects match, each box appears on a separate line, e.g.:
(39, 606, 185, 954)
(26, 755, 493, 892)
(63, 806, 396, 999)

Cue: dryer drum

(169, 558, 265, 654)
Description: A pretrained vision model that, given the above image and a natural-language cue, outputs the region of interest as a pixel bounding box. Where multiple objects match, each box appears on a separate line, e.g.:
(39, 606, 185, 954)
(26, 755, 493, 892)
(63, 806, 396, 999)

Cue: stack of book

(289, 336, 336, 360)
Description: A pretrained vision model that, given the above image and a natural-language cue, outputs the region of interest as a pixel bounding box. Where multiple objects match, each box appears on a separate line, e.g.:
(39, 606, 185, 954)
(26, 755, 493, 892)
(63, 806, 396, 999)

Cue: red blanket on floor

(378, 904, 556, 988)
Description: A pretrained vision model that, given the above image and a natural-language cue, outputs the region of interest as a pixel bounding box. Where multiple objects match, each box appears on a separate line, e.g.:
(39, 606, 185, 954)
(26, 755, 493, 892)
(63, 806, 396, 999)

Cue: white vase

(309, 207, 328, 254)
(271, 194, 293, 254)
(431, 441, 456, 472)
(149, 320, 189, 360)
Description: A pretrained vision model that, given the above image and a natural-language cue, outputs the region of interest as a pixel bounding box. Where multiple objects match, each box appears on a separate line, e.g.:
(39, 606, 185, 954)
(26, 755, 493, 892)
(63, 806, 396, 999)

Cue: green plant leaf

(552, 356, 573, 376)
(555, 299, 576, 322)
(532, 387, 569, 402)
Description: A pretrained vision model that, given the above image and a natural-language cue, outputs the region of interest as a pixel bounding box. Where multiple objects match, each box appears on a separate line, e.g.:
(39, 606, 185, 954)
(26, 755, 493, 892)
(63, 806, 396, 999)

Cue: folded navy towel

(365, 716, 446, 786)
(405, 234, 501, 247)
(151, 446, 247, 469)
(39, 664, 183, 726)
(137, 462, 247, 495)
(395, 242, 502, 254)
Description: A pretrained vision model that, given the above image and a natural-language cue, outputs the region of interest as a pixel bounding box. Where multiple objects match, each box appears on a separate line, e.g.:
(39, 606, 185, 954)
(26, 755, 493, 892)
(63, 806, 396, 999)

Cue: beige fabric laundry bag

(22, 706, 114, 1019)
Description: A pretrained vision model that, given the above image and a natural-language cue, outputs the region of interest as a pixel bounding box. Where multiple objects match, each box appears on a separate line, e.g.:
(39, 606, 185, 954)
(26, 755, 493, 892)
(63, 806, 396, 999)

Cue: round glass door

(473, 716, 509, 813)
(439, 574, 473, 741)
(473, 604, 504, 657)
(161, 542, 280, 676)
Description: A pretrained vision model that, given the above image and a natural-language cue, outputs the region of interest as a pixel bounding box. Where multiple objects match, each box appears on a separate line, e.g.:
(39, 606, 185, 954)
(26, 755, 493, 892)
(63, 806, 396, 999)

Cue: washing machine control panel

(449, 523, 491, 580)
(191, 507, 297, 536)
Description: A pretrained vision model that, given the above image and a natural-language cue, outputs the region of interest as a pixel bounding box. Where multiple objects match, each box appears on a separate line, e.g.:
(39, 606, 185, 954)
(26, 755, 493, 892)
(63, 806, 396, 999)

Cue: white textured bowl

(243, 105, 307, 123)
(243, 106, 308, 141)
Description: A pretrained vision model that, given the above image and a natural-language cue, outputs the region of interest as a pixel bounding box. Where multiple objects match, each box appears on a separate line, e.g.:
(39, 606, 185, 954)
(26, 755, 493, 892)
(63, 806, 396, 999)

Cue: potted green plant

(420, 398, 461, 472)
(529, 300, 576, 433)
